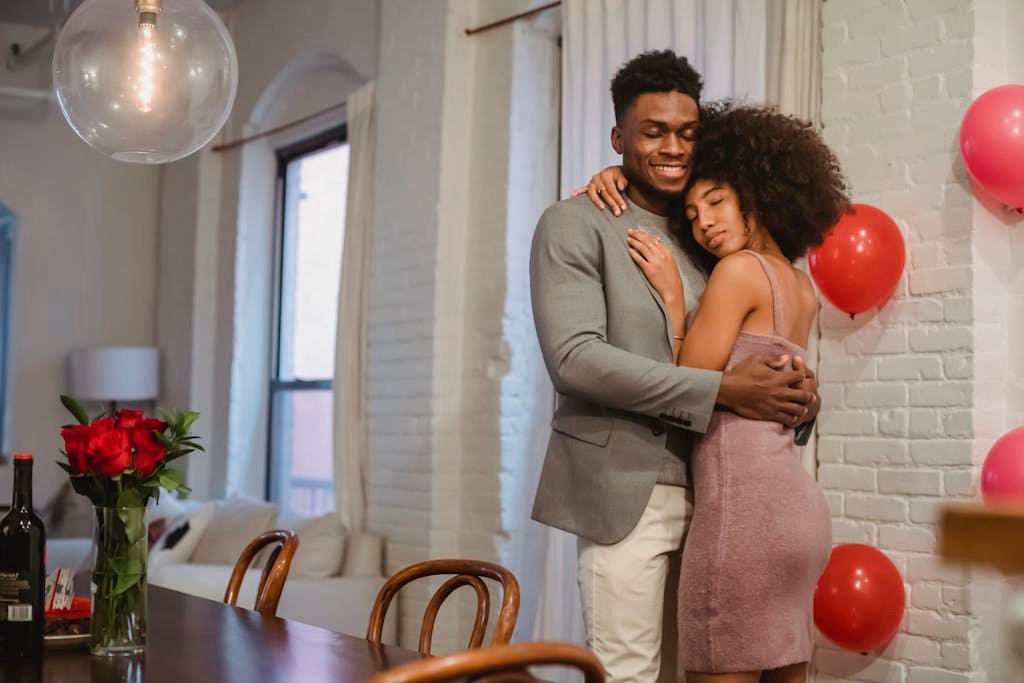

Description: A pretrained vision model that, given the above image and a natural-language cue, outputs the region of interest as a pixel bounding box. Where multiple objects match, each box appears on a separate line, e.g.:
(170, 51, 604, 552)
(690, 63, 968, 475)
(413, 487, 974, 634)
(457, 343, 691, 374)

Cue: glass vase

(90, 506, 147, 656)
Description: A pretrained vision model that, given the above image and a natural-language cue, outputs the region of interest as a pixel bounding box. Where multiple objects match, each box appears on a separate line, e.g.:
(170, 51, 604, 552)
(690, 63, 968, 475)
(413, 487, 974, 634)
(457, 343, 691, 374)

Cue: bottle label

(6, 605, 31, 622)
(0, 571, 33, 623)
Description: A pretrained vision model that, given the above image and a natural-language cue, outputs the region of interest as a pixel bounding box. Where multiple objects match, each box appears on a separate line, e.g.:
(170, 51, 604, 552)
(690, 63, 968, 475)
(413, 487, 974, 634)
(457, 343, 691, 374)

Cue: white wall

(0, 21, 161, 512)
(816, 1, 1021, 680)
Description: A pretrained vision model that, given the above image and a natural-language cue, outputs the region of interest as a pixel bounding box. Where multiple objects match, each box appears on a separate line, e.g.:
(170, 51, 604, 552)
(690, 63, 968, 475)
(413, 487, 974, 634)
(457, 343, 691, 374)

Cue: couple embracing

(530, 50, 849, 683)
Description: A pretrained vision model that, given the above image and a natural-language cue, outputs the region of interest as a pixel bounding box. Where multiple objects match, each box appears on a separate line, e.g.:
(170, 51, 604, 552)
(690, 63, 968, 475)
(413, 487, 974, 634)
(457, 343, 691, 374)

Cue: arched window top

(247, 52, 367, 141)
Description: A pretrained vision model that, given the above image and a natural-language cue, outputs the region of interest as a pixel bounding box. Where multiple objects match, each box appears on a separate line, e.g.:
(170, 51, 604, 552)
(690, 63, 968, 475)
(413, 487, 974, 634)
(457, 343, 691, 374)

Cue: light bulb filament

(137, 17, 156, 113)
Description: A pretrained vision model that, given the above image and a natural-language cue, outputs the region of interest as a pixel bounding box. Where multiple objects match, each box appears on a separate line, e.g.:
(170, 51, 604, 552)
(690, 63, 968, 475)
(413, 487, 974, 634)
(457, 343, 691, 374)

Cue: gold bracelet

(673, 335, 684, 341)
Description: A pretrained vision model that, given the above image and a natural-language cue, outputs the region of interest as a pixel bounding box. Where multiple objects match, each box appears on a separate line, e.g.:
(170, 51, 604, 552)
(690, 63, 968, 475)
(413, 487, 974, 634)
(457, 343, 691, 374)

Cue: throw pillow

(189, 496, 280, 566)
(341, 531, 384, 577)
(147, 517, 168, 548)
(145, 493, 198, 526)
(161, 521, 191, 549)
(145, 494, 202, 549)
(149, 501, 216, 568)
(275, 513, 346, 578)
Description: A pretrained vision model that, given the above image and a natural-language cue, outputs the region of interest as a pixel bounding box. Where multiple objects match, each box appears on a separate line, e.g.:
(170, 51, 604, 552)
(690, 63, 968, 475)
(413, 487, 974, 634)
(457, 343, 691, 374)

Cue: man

(530, 50, 819, 683)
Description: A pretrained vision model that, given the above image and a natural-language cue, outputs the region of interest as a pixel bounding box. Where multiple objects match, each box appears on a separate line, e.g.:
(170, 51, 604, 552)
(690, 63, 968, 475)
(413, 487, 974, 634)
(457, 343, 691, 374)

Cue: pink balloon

(981, 426, 1024, 503)
(960, 84, 1024, 210)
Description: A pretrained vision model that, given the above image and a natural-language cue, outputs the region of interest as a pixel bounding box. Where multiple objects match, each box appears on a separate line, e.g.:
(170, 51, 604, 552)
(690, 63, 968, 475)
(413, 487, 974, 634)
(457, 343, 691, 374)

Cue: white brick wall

(361, 0, 1024, 672)
(366, 0, 560, 651)
(816, 1, 991, 681)
(367, 0, 449, 646)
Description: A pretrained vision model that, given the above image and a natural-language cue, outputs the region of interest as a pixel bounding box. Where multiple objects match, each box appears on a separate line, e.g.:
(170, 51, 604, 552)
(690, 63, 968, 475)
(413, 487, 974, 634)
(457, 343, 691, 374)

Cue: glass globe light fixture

(52, 0, 238, 164)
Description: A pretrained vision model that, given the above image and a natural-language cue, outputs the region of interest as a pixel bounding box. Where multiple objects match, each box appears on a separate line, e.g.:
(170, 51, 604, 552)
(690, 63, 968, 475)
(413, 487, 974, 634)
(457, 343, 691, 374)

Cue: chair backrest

(367, 559, 520, 656)
(365, 642, 605, 683)
(223, 529, 299, 617)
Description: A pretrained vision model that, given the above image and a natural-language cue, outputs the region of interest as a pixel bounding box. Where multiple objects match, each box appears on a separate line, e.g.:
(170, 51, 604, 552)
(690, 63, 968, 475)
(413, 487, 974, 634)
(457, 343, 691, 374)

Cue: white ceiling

(0, 0, 245, 27)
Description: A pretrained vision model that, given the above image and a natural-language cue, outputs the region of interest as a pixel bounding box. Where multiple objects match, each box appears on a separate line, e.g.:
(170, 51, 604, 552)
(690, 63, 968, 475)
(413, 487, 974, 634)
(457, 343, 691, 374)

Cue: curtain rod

(211, 100, 346, 153)
(465, 1, 561, 36)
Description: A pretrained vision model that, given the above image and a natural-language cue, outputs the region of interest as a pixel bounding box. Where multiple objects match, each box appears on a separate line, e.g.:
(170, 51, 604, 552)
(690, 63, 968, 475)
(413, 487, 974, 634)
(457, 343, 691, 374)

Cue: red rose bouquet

(58, 395, 202, 508)
(56, 395, 203, 655)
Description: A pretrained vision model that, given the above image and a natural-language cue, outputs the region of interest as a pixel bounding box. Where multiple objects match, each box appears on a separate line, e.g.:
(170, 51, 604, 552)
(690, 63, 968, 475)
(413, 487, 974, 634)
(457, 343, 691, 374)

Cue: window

(268, 126, 349, 518)
(0, 204, 12, 456)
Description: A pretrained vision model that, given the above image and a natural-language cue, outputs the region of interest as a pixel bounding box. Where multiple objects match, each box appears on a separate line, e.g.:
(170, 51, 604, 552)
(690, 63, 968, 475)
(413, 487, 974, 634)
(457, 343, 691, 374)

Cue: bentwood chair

(365, 642, 605, 683)
(367, 559, 520, 656)
(223, 529, 299, 618)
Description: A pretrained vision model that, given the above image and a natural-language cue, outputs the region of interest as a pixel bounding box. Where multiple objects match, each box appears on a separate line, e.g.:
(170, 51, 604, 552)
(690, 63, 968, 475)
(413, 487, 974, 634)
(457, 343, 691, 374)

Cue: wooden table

(940, 502, 1024, 573)
(3, 586, 422, 682)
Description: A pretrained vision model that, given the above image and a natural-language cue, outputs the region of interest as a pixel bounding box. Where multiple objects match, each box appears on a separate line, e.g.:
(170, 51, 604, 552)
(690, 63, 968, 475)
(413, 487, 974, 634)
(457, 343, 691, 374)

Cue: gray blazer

(530, 196, 721, 545)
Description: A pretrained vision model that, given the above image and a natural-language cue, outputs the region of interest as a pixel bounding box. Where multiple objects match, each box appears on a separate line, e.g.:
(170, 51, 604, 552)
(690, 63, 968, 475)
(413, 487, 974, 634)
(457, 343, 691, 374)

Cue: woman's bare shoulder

(705, 251, 771, 304)
(708, 251, 762, 280)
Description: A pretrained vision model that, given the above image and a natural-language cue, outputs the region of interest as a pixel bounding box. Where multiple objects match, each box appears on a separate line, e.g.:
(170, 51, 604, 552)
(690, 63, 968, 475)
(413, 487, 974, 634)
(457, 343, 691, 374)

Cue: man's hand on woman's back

(790, 356, 820, 427)
(717, 354, 817, 427)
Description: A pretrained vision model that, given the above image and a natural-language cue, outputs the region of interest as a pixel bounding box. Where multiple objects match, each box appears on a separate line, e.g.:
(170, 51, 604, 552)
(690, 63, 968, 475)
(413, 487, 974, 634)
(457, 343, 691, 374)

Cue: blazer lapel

(606, 205, 675, 352)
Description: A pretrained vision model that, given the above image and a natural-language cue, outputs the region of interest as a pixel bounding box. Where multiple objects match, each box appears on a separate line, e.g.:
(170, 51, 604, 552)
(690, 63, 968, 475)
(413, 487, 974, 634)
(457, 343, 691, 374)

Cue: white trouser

(577, 484, 694, 683)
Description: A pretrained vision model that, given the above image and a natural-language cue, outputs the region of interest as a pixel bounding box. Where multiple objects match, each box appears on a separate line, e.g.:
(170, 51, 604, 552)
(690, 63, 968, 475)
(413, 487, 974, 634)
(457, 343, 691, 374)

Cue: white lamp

(68, 347, 160, 403)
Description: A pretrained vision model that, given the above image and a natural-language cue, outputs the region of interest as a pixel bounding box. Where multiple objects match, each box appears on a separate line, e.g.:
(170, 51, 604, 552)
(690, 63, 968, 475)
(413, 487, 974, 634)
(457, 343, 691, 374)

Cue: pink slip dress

(678, 250, 832, 673)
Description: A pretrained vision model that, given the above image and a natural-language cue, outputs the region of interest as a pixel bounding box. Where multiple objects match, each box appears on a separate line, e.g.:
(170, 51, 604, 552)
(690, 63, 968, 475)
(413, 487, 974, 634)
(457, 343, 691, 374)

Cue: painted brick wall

(816, 0, 1022, 681)
(366, 0, 448, 646)
(367, 0, 1021, 670)
(366, 0, 560, 650)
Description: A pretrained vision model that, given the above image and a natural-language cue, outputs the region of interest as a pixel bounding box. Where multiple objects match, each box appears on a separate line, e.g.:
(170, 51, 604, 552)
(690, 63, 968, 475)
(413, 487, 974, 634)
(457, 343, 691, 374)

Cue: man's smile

(649, 161, 687, 180)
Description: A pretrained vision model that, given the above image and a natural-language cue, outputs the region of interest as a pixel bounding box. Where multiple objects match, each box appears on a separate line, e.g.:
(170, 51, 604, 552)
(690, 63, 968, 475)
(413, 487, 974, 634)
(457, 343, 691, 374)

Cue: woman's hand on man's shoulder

(570, 166, 629, 216)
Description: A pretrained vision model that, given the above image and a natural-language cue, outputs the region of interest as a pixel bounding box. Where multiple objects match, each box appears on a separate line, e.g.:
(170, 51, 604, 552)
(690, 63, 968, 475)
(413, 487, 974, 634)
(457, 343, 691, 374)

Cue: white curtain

(767, 0, 822, 126)
(333, 82, 377, 531)
(534, 1, 822, 677)
(561, 0, 785, 194)
(766, 0, 823, 477)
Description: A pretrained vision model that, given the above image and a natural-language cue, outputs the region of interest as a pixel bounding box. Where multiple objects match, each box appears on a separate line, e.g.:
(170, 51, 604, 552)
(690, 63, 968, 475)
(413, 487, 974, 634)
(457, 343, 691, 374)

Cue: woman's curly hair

(676, 101, 850, 274)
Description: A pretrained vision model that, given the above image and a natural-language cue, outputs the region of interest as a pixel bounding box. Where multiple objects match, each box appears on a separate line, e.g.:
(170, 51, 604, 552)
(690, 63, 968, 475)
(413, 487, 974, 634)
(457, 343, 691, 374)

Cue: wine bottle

(0, 453, 46, 658)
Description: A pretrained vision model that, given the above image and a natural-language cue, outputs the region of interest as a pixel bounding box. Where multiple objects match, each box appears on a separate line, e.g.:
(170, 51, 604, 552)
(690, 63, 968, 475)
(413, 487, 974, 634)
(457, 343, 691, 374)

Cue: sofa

(45, 494, 395, 643)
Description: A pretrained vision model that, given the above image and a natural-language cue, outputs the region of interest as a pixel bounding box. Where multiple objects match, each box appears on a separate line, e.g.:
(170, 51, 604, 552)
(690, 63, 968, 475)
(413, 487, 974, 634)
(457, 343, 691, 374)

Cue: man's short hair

(610, 50, 703, 123)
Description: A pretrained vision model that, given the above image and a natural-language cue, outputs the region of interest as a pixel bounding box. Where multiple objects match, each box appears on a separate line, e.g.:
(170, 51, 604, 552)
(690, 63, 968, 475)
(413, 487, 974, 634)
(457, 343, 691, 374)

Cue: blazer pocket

(551, 414, 614, 447)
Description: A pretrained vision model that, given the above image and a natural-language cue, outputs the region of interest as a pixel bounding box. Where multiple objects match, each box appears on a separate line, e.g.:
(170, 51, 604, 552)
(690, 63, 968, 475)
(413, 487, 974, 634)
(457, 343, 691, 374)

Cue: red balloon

(981, 426, 1024, 503)
(808, 204, 905, 315)
(960, 84, 1024, 209)
(814, 544, 905, 652)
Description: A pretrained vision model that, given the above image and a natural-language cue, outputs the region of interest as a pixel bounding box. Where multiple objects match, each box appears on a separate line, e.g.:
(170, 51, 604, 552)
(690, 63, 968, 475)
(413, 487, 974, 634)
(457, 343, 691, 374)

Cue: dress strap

(742, 250, 783, 337)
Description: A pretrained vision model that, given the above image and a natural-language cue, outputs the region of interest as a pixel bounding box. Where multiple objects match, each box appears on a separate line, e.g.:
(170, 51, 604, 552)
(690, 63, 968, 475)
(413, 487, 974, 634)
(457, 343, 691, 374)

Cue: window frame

(265, 124, 348, 507)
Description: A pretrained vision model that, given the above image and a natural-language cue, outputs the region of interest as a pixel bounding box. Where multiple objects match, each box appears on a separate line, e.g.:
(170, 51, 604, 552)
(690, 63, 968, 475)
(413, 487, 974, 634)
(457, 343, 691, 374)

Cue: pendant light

(52, 0, 238, 164)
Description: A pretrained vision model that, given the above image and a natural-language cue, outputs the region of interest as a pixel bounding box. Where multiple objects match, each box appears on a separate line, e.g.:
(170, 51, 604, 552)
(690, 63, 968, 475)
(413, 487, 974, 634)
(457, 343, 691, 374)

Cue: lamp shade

(68, 347, 159, 401)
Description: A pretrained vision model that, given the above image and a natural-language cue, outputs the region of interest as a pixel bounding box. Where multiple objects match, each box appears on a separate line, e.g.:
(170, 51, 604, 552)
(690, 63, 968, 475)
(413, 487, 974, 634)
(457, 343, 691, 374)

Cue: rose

(61, 412, 170, 478)
(88, 429, 131, 477)
(127, 418, 167, 448)
(59, 417, 132, 477)
(82, 417, 132, 477)
(133, 441, 167, 477)
(60, 423, 92, 474)
(128, 418, 168, 476)
(115, 409, 145, 431)
(58, 397, 201, 510)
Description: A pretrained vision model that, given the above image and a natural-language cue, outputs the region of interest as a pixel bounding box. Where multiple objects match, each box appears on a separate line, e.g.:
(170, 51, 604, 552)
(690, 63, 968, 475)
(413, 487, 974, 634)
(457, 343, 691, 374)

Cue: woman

(579, 103, 849, 683)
